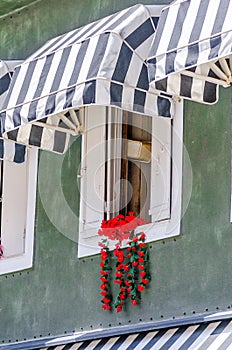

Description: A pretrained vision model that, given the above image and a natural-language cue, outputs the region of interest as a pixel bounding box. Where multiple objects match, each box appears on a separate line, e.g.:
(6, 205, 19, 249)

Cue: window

(0, 148, 38, 275)
(78, 103, 183, 258)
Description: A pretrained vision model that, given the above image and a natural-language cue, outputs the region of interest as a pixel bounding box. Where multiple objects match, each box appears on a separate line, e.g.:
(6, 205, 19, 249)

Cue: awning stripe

(1, 4, 173, 155)
(147, 0, 232, 104)
(180, 322, 219, 349)
(0, 73, 11, 96)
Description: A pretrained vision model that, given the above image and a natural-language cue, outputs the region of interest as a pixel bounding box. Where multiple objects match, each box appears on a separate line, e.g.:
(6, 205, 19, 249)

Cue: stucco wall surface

(0, 0, 232, 344)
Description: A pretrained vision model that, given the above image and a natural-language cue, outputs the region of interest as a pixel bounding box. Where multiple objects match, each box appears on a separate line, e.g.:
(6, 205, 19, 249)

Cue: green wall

(0, 0, 172, 59)
(0, 0, 232, 344)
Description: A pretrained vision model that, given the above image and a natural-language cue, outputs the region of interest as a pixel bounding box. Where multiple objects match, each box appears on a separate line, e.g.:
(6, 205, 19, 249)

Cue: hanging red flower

(0, 240, 3, 259)
(98, 213, 151, 312)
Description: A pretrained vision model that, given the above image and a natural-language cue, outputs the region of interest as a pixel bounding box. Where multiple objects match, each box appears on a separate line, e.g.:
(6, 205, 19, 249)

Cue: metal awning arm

(183, 66, 231, 87)
(33, 109, 83, 136)
(32, 121, 80, 136)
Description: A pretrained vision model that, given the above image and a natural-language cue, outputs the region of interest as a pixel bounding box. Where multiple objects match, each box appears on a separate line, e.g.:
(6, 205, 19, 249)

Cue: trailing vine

(100, 247, 112, 310)
(98, 213, 151, 312)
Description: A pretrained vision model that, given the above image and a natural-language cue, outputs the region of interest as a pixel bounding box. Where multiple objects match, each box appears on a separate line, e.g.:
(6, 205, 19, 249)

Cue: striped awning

(0, 60, 25, 163)
(0, 4, 173, 155)
(2, 318, 232, 350)
(147, 0, 232, 104)
(41, 320, 232, 349)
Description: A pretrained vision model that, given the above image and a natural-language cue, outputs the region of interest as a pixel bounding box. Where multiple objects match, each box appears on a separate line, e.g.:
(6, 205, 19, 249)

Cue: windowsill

(135, 218, 181, 242)
(78, 216, 181, 258)
(0, 253, 33, 275)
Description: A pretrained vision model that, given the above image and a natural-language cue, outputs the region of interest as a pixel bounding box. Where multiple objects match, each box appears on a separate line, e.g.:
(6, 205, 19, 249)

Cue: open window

(0, 148, 38, 275)
(78, 103, 183, 258)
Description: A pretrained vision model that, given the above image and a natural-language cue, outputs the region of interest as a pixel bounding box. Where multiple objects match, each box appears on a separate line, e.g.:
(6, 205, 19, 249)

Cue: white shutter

(150, 116, 171, 222)
(1, 160, 28, 257)
(78, 106, 106, 257)
(105, 107, 122, 218)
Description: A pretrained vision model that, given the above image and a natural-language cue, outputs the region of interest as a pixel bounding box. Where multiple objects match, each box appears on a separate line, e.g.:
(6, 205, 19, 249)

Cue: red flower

(117, 214, 124, 219)
(100, 283, 107, 290)
(138, 264, 145, 270)
(101, 250, 108, 260)
(102, 298, 111, 304)
(131, 299, 137, 306)
(116, 305, 122, 312)
(133, 237, 138, 243)
(139, 243, 147, 248)
(140, 271, 146, 278)
(102, 304, 112, 310)
(116, 272, 123, 278)
(100, 291, 107, 296)
(124, 264, 129, 271)
(100, 277, 108, 282)
(119, 293, 125, 300)
(132, 261, 138, 267)
(101, 220, 109, 228)
(138, 285, 145, 292)
(138, 257, 145, 263)
(100, 262, 105, 267)
(118, 256, 124, 263)
(138, 251, 144, 257)
(116, 263, 123, 270)
(140, 232, 146, 240)
(114, 280, 122, 285)
(142, 279, 149, 285)
(100, 270, 108, 275)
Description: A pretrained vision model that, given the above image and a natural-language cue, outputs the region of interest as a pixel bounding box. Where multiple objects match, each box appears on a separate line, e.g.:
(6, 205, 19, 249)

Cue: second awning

(148, 0, 232, 104)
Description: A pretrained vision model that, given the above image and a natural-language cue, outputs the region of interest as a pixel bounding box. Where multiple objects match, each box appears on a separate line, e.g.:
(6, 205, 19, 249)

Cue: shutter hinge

(77, 167, 87, 179)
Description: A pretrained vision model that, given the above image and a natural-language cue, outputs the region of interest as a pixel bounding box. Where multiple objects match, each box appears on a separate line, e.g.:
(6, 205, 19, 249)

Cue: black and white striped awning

(0, 4, 173, 155)
(3, 318, 232, 350)
(40, 320, 232, 349)
(147, 0, 232, 104)
(0, 60, 25, 163)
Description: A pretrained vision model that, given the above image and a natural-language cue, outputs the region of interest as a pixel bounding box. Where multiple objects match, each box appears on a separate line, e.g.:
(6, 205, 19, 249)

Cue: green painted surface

(0, 0, 172, 59)
(0, 0, 36, 17)
(0, 0, 232, 344)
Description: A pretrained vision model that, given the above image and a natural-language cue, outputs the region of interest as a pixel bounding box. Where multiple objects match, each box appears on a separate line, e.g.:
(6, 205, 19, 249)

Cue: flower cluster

(98, 213, 151, 312)
(126, 233, 151, 305)
(0, 240, 3, 259)
(98, 212, 146, 243)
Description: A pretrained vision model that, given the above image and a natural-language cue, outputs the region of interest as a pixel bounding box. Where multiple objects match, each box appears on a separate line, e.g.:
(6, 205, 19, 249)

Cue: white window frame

(78, 102, 183, 258)
(0, 148, 38, 275)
